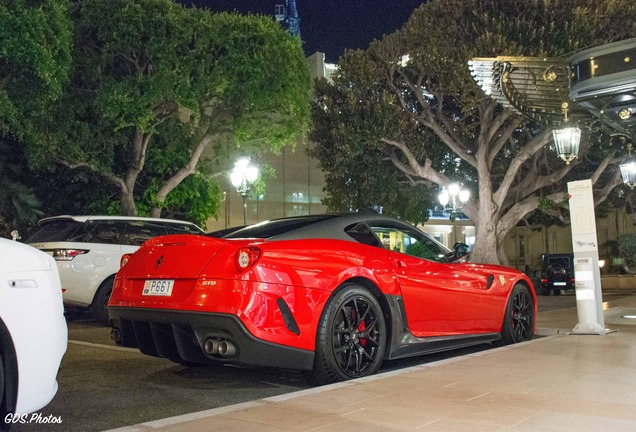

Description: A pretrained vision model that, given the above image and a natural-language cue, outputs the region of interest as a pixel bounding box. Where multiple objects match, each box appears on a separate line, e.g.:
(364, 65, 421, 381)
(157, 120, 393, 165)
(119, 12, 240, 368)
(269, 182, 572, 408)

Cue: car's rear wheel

(91, 278, 114, 326)
(501, 284, 534, 344)
(310, 284, 386, 385)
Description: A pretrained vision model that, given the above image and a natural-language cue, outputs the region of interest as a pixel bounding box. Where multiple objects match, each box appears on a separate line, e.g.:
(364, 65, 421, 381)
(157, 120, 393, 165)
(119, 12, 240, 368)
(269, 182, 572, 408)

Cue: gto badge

(202, 280, 217, 286)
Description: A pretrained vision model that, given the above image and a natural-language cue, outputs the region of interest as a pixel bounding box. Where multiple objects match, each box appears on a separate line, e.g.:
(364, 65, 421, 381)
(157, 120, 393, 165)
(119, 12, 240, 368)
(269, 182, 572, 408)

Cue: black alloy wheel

(501, 284, 535, 344)
(311, 285, 386, 384)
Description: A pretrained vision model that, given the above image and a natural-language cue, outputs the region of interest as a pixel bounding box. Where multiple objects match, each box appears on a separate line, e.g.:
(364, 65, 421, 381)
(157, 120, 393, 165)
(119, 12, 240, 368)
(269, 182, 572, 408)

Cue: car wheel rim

(511, 289, 534, 342)
(331, 296, 382, 378)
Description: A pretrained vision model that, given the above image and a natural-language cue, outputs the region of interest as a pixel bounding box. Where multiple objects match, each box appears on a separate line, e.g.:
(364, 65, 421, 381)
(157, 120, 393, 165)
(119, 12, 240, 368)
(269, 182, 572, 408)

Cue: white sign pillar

(567, 179, 606, 334)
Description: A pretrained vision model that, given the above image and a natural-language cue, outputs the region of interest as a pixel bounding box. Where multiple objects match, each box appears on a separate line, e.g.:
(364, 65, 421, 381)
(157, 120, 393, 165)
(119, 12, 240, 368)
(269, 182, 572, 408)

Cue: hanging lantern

(552, 126, 581, 165)
(620, 160, 636, 189)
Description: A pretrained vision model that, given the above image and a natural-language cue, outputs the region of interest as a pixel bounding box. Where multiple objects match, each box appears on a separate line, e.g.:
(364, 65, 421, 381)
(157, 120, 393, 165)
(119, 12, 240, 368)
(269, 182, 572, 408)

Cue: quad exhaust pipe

(203, 338, 236, 357)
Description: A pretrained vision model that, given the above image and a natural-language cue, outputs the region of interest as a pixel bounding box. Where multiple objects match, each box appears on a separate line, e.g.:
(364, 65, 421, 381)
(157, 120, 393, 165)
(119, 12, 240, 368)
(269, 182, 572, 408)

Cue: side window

(122, 221, 169, 246)
(68, 221, 124, 244)
(91, 221, 125, 244)
(369, 224, 448, 262)
(344, 223, 382, 247)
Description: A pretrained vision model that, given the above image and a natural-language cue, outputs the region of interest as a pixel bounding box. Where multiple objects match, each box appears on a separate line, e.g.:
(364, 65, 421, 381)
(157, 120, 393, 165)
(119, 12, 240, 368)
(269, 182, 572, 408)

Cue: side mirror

(453, 242, 469, 259)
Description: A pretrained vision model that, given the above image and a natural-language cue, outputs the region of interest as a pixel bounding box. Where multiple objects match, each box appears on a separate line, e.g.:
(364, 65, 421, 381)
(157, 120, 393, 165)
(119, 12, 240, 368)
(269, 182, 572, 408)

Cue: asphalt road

(13, 291, 617, 432)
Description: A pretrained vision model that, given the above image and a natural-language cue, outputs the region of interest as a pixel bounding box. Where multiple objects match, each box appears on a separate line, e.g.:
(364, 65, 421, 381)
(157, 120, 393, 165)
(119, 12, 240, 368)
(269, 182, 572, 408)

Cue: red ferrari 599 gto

(108, 214, 536, 384)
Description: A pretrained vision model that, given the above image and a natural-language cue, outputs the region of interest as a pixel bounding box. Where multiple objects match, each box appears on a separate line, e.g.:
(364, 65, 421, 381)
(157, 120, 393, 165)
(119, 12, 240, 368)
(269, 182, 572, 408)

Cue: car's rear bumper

(108, 307, 315, 370)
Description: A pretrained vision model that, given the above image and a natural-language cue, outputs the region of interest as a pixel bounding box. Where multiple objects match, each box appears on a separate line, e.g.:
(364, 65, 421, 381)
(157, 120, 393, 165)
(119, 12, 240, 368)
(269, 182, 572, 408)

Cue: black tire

(0, 352, 4, 421)
(501, 284, 535, 344)
(64, 306, 85, 321)
(91, 278, 114, 326)
(309, 284, 386, 385)
(0, 347, 9, 432)
(546, 264, 566, 282)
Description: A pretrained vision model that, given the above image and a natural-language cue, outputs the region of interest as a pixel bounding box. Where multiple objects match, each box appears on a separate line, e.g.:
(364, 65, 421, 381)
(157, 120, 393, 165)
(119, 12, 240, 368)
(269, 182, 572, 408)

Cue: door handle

(394, 259, 407, 268)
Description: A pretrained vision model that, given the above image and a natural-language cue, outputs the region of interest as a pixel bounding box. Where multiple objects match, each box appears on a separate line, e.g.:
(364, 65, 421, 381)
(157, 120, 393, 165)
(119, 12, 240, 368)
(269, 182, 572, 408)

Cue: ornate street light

(620, 143, 636, 189)
(230, 158, 259, 225)
(552, 125, 582, 165)
(438, 182, 470, 220)
(620, 162, 636, 189)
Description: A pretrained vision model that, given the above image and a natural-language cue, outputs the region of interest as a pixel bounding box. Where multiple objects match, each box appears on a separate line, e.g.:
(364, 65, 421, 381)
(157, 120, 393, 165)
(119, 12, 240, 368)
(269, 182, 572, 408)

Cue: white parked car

(0, 237, 67, 420)
(27, 216, 204, 325)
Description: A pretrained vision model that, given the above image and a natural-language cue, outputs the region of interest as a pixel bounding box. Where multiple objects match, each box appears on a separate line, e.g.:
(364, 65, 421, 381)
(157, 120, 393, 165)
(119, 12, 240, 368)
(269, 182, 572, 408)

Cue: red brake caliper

(358, 321, 367, 347)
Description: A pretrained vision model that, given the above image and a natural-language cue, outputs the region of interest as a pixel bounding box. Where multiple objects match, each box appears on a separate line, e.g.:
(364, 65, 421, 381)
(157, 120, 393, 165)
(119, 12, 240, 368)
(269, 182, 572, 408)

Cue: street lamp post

(438, 182, 470, 220)
(230, 158, 259, 225)
(438, 182, 470, 245)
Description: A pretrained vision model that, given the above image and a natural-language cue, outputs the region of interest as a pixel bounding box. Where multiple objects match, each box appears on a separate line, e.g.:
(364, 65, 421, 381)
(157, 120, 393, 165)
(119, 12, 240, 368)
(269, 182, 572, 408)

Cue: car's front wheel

(310, 284, 386, 385)
(501, 284, 535, 344)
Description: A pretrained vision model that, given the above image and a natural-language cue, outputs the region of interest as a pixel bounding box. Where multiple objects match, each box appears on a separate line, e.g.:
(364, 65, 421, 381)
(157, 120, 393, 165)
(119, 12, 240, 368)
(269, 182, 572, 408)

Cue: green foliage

(23, 0, 311, 222)
(0, 0, 72, 138)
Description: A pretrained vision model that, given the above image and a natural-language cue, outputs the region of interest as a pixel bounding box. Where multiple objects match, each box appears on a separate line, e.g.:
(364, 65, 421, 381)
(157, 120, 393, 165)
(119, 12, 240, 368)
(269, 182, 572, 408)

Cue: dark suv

(539, 253, 575, 295)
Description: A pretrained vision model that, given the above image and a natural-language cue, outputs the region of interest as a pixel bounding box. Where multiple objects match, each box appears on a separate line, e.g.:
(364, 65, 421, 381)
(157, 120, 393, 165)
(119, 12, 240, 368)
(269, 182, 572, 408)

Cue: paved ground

(107, 293, 636, 432)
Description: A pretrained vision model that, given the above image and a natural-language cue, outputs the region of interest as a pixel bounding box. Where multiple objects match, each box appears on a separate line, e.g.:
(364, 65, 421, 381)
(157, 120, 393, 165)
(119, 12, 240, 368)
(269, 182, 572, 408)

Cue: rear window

(221, 215, 337, 239)
(26, 220, 83, 243)
(548, 256, 571, 268)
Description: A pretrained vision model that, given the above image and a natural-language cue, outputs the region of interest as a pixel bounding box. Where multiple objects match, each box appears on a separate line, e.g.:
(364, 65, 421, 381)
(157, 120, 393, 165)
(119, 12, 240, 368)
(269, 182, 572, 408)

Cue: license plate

(143, 279, 174, 296)
(553, 282, 566, 286)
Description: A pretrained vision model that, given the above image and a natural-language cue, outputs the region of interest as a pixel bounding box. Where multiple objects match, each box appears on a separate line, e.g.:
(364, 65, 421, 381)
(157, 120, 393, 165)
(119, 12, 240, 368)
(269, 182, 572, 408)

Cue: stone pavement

(108, 294, 636, 432)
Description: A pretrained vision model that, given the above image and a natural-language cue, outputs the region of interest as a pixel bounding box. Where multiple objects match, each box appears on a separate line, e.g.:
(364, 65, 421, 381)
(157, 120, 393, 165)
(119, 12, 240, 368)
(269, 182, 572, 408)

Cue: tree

(310, 53, 437, 223)
(0, 0, 72, 235)
(31, 0, 311, 222)
(312, 0, 636, 264)
(0, 0, 72, 137)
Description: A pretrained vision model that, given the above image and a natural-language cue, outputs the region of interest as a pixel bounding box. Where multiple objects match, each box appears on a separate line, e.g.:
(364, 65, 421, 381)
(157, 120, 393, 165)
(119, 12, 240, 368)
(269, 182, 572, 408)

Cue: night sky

(177, 0, 427, 63)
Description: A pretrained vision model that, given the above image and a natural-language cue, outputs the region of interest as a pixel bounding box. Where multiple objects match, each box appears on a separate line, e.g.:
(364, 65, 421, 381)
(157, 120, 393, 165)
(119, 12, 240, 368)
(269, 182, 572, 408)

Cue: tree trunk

(149, 133, 215, 218)
(120, 128, 150, 216)
(120, 188, 138, 216)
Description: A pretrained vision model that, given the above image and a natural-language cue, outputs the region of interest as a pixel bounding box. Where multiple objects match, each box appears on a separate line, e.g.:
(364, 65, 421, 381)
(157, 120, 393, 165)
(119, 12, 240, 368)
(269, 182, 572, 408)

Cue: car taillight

(52, 249, 89, 261)
(541, 278, 548, 284)
(120, 254, 133, 268)
(235, 247, 261, 271)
